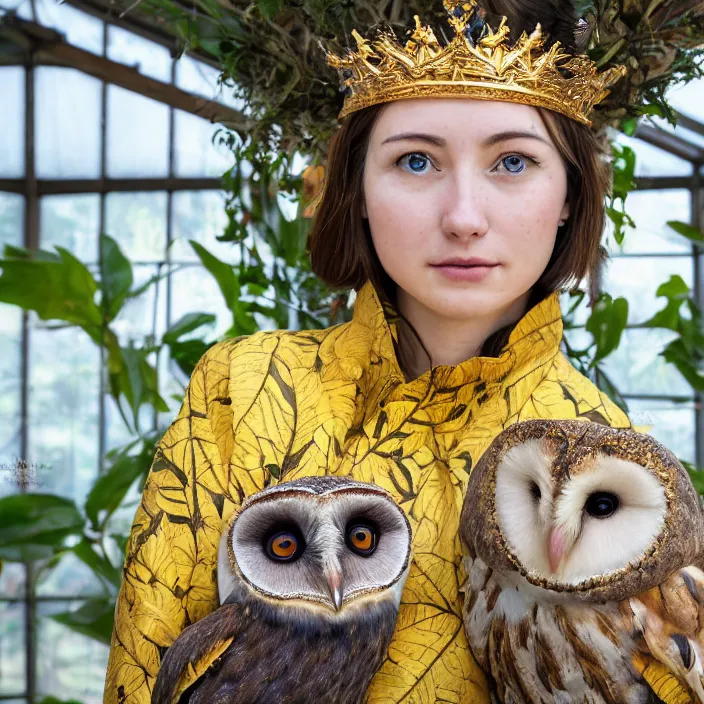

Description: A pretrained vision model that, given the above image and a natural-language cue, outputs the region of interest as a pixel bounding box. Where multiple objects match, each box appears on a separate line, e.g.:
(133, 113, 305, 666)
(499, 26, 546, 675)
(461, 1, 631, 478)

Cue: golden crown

(326, 0, 627, 126)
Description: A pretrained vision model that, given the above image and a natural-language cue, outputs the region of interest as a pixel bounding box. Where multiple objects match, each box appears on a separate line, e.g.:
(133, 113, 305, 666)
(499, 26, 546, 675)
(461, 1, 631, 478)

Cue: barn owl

(152, 476, 412, 704)
(461, 419, 704, 703)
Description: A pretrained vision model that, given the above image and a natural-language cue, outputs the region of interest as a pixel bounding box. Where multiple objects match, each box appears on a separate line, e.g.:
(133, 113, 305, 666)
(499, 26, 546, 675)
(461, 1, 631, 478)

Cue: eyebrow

(381, 132, 446, 146)
(380, 130, 551, 148)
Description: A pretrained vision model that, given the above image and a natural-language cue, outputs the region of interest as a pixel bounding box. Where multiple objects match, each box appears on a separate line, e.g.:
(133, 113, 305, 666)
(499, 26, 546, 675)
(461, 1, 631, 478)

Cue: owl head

(461, 420, 704, 602)
(218, 476, 412, 616)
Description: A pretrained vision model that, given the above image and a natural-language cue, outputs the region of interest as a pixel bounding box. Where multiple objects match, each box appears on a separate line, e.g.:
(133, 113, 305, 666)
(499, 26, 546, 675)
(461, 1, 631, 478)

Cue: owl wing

(626, 565, 704, 704)
(151, 604, 242, 704)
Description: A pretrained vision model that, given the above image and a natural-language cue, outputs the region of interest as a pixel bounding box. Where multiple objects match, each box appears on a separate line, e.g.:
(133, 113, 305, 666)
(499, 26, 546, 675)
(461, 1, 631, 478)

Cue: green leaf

(50, 597, 115, 645)
(190, 241, 239, 309)
(38, 697, 85, 704)
(256, 0, 284, 19)
(586, 294, 629, 365)
(667, 220, 704, 245)
(163, 312, 216, 344)
(643, 275, 691, 330)
(661, 339, 704, 391)
(0, 494, 84, 562)
(99, 234, 133, 320)
(84, 445, 152, 530)
(72, 539, 121, 591)
(0, 247, 102, 335)
(168, 338, 213, 377)
(683, 461, 704, 496)
(620, 117, 639, 136)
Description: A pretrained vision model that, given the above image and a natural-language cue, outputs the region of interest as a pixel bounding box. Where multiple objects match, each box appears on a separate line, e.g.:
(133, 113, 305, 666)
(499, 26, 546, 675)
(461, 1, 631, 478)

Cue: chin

(416, 285, 529, 323)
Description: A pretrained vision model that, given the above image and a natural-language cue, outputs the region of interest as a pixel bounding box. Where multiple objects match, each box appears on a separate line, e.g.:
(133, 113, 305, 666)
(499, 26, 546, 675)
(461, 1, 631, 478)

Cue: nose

(440, 176, 490, 242)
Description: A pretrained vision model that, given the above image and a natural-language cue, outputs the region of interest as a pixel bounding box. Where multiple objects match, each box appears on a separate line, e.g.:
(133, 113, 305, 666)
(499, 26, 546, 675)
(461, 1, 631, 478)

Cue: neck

(395, 289, 531, 378)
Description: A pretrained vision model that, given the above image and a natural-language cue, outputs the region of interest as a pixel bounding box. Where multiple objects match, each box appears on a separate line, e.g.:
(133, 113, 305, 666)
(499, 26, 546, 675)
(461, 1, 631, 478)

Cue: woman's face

(362, 99, 569, 322)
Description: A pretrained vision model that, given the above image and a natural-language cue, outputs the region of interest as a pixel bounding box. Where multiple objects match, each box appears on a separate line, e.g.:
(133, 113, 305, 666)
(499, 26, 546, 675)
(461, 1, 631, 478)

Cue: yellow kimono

(104, 281, 629, 703)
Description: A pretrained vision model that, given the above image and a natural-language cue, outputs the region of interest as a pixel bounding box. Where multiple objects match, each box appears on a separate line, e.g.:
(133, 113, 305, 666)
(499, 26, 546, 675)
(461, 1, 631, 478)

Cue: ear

(558, 200, 570, 226)
(361, 197, 368, 219)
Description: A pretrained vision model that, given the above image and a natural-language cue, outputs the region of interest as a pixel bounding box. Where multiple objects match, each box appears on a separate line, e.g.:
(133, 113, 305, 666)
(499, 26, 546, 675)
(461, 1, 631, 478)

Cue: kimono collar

(345, 280, 564, 398)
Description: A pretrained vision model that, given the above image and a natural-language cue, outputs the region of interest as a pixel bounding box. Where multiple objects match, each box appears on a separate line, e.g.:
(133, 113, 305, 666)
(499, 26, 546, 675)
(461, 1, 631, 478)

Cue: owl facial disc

(218, 477, 412, 613)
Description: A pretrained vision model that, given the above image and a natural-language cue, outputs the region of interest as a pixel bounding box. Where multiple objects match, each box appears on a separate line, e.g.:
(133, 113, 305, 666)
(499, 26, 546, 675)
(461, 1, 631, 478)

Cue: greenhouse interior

(0, 0, 703, 701)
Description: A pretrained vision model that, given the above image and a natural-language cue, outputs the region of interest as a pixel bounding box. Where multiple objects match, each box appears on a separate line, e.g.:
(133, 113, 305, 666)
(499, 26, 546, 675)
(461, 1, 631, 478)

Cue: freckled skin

(362, 99, 569, 335)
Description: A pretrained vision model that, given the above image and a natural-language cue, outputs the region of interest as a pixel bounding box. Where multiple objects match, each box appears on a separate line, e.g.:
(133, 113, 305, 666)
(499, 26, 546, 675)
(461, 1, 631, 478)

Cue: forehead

(369, 98, 551, 143)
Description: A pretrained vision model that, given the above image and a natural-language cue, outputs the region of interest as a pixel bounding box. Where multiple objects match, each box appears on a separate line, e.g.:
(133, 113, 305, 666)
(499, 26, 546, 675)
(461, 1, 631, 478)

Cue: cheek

(494, 174, 565, 256)
(364, 171, 435, 252)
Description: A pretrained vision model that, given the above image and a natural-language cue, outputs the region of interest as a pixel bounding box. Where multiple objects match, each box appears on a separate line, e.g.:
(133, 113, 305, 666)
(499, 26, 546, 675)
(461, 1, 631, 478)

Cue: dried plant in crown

(115, 0, 704, 157)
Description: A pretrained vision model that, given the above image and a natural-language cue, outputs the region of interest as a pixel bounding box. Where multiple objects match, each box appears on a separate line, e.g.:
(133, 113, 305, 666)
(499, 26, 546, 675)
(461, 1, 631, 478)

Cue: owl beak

(327, 569, 343, 611)
(548, 526, 567, 573)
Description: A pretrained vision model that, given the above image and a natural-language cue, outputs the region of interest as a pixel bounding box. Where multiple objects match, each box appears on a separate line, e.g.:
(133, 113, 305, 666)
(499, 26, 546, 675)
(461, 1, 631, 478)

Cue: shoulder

(532, 351, 631, 429)
(193, 323, 347, 395)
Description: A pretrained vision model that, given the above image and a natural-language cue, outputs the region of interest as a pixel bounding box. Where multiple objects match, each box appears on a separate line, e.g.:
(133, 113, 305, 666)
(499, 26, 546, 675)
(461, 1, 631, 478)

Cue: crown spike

(326, 0, 626, 126)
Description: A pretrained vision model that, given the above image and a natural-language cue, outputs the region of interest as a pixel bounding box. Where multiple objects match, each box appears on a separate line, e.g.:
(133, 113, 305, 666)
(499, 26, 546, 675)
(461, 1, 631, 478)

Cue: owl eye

(584, 492, 620, 519)
(345, 520, 378, 557)
(265, 527, 305, 562)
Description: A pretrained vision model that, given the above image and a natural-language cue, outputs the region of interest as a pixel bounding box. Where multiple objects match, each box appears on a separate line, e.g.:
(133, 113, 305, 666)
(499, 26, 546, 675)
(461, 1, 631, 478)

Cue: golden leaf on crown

(326, 0, 627, 126)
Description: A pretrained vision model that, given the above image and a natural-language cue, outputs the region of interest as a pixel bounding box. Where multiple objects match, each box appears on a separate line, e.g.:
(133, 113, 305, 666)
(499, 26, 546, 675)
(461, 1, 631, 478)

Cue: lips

(429, 258, 500, 283)
(430, 257, 500, 268)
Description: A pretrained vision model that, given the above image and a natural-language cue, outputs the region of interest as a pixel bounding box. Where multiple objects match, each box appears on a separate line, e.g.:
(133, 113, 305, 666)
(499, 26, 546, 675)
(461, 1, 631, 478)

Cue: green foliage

(0, 494, 84, 562)
(606, 143, 636, 245)
(667, 220, 704, 246)
(586, 293, 629, 365)
(50, 598, 116, 646)
(644, 274, 704, 392)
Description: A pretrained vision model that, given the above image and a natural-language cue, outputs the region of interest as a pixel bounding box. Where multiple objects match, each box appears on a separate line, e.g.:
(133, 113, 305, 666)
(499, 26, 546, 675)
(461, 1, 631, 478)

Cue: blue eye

(398, 153, 432, 174)
(501, 155, 526, 174)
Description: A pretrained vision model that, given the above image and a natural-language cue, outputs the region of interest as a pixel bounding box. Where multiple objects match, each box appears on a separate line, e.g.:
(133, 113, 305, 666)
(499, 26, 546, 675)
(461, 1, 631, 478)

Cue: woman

(104, 1, 630, 701)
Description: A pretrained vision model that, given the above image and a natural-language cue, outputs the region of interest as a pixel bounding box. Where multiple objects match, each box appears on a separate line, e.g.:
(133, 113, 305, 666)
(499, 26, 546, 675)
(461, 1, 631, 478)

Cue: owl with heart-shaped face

(461, 419, 704, 703)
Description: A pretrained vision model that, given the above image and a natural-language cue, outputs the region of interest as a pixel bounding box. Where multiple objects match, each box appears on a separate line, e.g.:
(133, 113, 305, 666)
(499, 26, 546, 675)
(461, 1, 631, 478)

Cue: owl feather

(152, 476, 412, 704)
(461, 419, 704, 703)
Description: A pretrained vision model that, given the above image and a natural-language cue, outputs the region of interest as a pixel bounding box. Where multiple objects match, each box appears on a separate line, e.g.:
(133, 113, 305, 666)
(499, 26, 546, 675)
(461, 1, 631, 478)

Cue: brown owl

(460, 419, 704, 703)
(152, 476, 412, 704)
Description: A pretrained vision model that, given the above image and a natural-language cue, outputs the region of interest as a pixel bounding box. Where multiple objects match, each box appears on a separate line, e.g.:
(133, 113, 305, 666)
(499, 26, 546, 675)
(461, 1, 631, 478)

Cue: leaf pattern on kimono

(105, 283, 630, 704)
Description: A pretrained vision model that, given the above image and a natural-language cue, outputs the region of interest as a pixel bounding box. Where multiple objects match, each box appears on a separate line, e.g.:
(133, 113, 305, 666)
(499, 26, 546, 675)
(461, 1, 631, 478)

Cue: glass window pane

(36, 68, 102, 179)
(170, 191, 231, 262)
(615, 133, 692, 178)
(27, 325, 100, 506)
(175, 55, 244, 110)
(106, 86, 170, 178)
(0, 562, 25, 599)
(37, 600, 109, 704)
(35, 0, 104, 54)
(607, 189, 691, 255)
(37, 551, 105, 597)
(0, 67, 24, 178)
(667, 75, 704, 122)
(40, 194, 100, 262)
(112, 264, 167, 344)
(649, 116, 704, 150)
(0, 192, 24, 247)
(0, 305, 22, 482)
(0, 601, 25, 696)
(627, 398, 696, 464)
(107, 25, 172, 83)
(173, 111, 234, 178)
(104, 192, 168, 262)
(169, 264, 232, 338)
(603, 255, 693, 325)
(600, 328, 692, 397)
(105, 391, 156, 456)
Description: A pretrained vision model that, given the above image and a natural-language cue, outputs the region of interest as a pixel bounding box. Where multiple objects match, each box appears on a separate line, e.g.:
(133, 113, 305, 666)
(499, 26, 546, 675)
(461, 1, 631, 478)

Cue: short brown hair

(307, 103, 610, 359)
